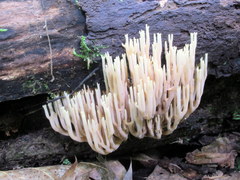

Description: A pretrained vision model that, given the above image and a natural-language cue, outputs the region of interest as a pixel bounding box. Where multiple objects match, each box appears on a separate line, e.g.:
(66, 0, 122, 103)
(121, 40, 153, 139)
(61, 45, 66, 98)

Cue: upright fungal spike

(43, 26, 208, 154)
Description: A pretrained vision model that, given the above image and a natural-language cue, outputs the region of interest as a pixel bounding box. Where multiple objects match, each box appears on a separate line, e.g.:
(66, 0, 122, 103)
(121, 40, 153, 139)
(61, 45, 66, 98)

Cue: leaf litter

(0, 134, 239, 180)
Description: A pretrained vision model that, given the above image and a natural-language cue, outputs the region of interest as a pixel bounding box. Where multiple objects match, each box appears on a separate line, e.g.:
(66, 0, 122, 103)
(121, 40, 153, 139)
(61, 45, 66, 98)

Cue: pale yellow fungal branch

(116, 25, 207, 137)
(43, 25, 208, 154)
(43, 84, 128, 155)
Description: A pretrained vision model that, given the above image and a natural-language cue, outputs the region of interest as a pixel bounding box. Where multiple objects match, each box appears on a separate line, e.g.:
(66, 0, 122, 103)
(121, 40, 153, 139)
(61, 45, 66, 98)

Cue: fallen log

(1, 103, 239, 170)
(0, 0, 240, 102)
(0, 0, 87, 102)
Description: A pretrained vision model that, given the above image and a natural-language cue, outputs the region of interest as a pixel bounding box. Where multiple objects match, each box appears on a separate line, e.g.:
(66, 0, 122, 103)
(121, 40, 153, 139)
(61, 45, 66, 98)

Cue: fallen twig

(44, 19, 55, 82)
(46, 67, 99, 104)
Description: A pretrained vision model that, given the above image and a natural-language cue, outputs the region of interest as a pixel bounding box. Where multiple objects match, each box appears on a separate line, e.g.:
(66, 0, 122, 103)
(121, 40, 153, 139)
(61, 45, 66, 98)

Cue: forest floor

(0, 132, 240, 180)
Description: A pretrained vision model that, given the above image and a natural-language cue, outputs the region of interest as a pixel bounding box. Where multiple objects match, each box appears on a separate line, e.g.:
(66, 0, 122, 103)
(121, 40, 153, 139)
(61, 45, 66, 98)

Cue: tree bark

(80, 0, 240, 76)
(0, 0, 88, 102)
(1, 0, 240, 102)
(0, 107, 211, 170)
(1, 100, 240, 170)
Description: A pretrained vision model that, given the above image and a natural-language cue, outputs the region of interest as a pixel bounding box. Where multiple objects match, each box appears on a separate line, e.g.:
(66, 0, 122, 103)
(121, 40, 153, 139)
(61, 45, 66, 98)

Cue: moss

(22, 75, 49, 95)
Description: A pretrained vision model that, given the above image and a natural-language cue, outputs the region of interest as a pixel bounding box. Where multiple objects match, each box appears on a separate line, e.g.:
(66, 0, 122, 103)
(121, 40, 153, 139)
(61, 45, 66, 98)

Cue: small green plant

(62, 159, 71, 165)
(0, 28, 8, 32)
(73, 36, 105, 69)
(233, 110, 240, 120)
(48, 92, 56, 99)
(236, 157, 240, 171)
(22, 76, 49, 94)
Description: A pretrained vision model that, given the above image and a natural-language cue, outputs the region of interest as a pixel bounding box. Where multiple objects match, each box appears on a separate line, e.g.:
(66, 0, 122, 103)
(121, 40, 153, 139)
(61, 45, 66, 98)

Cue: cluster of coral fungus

(43, 25, 208, 155)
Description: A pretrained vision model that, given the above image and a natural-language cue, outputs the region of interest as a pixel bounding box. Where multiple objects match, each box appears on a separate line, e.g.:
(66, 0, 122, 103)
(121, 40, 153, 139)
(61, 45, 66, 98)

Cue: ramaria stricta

(43, 25, 208, 155)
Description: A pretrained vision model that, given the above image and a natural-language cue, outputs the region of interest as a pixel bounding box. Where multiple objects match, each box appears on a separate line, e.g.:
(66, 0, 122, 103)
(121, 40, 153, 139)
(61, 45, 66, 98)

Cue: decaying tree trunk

(0, 108, 216, 170)
(0, 0, 240, 170)
(0, 0, 88, 102)
(1, 0, 240, 102)
(1, 93, 240, 170)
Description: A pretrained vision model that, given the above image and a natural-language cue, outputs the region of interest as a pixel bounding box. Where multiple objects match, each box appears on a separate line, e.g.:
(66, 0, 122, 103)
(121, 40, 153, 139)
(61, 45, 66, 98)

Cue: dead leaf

(186, 150, 237, 168)
(59, 158, 78, 180)
(202, 170, 224, 180)
(0, 160, 126, 180)
(217, 172, 240, 180)
(132, 153, 158, 167)
(104, 161, 126, 180)
(168, 163, 182, 174)
(181, 168, 199, 180)
(200, 137, 235, 153)
(202, 171, 240, 180)
(123, 161, 132, 180)
(186, 137, 239, 168)
(147, 165, 187, 180)
(0, 168, 55, 180)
